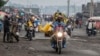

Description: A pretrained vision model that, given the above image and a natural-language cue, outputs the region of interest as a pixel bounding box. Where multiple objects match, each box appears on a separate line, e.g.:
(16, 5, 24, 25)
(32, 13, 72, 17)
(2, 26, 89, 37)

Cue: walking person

(10, 21, 19, 42)
(3, 15, 10, 42)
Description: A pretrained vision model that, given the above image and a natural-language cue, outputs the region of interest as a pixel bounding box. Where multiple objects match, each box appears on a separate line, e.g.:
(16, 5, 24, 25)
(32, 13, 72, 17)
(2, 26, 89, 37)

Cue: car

(88, 17, 100, 32)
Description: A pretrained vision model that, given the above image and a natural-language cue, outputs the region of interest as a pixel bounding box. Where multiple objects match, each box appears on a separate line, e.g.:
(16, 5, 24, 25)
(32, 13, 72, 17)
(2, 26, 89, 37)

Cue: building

(23, 8, 40, 16)
(1, 6, 40, 16)
(1, 6, 14, 12)
(82, 2, 100, 17)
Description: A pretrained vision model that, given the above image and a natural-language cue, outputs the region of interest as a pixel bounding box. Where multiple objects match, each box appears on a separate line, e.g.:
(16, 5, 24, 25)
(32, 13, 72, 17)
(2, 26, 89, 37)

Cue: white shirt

(88, 22, 93, 29)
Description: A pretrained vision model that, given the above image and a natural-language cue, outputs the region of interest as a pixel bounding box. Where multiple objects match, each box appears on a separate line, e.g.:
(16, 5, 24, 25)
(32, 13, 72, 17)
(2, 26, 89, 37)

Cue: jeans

(3, 31, 9, 42)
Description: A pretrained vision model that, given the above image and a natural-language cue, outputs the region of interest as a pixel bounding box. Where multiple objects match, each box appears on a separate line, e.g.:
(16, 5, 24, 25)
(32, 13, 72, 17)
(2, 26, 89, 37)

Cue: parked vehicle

(87, 29, 96, 36)
(88, 17, 100, 31)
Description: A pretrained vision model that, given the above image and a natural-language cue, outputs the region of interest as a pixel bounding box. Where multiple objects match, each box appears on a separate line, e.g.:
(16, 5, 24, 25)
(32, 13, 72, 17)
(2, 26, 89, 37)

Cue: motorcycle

(51, 25, 66, 54)
(28, 26, 34, 41)
(66, 24, 72, 36)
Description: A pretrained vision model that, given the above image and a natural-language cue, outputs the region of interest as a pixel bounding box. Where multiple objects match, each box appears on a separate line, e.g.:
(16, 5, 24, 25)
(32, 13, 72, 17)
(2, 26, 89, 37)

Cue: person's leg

(8, 32, 14, 43)
(63, 38, 66, 48)
(14, 35, 19, 42)
(51, 37, 55, 48)
(51, 34, 56, 48)
(3, 31, 6, 42)
(7, 32, 10, 42)
(32, 30, 35, 37)
(25, 30, 28, 38)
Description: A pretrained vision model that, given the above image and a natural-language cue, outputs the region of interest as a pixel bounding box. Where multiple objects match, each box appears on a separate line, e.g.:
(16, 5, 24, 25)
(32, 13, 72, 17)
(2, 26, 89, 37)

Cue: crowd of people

(1, 10, 97, 44)
(0, 11, 41, 43)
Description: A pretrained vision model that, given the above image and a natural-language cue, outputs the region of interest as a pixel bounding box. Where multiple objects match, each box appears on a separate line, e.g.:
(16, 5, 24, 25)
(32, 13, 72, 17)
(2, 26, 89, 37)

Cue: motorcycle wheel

(29, 36, 32, 41)
(56, 48, 58, 52)
(28, 34, 32, 41)
(55, 44, 58, 52)
(88, 33, 91, 36)
(68, 31, 71, 36)
(93, 31, 96, 36)
(58, 42, 62, 54)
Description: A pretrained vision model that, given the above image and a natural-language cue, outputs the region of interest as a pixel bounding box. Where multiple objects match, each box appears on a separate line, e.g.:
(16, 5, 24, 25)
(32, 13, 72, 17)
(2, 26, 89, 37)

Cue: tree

(0, 0, 8, 7)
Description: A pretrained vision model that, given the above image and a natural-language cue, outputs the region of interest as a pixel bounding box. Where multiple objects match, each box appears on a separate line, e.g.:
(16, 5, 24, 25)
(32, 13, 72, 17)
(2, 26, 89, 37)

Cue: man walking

(3, 15, 10, 42)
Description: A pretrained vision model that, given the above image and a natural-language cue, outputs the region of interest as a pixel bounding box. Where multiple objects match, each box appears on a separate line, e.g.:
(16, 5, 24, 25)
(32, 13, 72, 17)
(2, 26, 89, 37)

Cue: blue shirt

(52, 21, 66, 30)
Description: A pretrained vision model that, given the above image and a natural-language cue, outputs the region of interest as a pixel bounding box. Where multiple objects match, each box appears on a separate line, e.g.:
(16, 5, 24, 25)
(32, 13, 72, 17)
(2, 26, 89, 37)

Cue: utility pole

(74, 3, 76, 15)
(67, 0, 70, 18)
(90, 0, 94, 17)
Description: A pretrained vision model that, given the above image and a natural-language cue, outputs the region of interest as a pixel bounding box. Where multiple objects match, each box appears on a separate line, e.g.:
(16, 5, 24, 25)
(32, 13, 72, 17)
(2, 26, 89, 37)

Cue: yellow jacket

(27, 20, 33, 27)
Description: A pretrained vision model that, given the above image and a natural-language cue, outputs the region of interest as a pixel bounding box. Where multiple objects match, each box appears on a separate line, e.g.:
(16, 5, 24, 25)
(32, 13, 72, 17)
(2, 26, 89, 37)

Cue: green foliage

(0, 0, 7, 7)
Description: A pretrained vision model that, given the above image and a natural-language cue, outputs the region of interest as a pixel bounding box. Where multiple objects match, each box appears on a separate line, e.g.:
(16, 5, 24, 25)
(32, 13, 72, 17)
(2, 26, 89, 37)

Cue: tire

(68, 31, 71, 36)
(93, 33, 96, 36)
(88, 33, 91, 36)
(67, 29, 71, 36)
(58, 42, 62, 54)
(44, 33, 49, 37)
(28, 33, 32, 41)
(55, 44, 58, 52)
(9, 33, 13, 43)
(93, 31, 96, 36)
(29, 36, 32, 41)
(29, 35, 32, 41)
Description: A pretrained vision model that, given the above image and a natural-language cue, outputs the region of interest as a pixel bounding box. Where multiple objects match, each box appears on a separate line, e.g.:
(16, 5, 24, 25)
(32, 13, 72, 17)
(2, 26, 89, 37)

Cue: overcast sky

(9, 0, 100, 6)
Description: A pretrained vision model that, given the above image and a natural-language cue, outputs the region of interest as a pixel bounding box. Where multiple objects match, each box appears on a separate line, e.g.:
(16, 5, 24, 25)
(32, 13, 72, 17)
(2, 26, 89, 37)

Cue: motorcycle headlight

(16, 32, 19, 35)
(57, 32, 63, 37)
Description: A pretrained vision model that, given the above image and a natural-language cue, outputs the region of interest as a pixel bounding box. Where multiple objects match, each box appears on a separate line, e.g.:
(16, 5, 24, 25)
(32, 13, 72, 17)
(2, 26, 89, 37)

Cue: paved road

(0, 28, 100, 56)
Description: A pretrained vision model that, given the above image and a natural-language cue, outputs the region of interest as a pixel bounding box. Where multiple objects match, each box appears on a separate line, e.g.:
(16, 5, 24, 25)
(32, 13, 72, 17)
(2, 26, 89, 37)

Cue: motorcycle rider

(25, 16, 35, 39)
(51, 13, 67, 48)
(53, 10, 65, 22)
